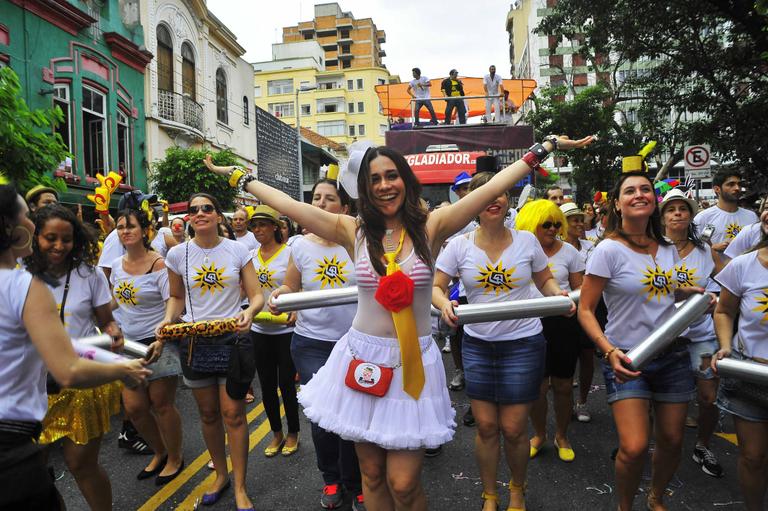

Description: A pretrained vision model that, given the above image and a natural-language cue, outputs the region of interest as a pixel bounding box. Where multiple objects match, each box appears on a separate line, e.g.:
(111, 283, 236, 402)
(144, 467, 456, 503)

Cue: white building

(141, 0, 257, 178)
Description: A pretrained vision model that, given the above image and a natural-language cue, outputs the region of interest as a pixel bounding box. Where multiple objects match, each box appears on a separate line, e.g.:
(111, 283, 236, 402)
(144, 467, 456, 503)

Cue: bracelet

(603, 346, 619, 360)
(544, 135, 559, 151)
(239, 174, 257, 194)
(227, 166, 246, 188)
(522, 151, 541, 171)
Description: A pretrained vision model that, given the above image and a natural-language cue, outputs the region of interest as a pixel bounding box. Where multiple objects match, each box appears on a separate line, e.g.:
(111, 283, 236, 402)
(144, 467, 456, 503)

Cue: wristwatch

(527, 143, 550, 160)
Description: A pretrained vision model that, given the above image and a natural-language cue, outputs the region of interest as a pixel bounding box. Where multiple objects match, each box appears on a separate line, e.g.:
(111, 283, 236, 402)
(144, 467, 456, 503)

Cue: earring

(11, 225, 33, 252)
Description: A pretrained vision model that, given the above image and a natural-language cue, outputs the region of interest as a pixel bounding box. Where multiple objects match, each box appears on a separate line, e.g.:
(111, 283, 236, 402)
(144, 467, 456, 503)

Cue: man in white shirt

(693, 169, 758, 255)
(407, 68, 438, 126)
(231, 207, 260, 251)
(483, 65, 504, 123)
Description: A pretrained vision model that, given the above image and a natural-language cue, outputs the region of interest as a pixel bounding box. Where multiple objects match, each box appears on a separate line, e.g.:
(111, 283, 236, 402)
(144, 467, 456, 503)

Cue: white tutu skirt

(298, 328, 456, 450)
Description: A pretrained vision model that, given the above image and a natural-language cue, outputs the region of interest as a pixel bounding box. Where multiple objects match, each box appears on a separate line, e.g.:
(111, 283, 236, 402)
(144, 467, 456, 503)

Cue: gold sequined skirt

(39, 382, 122, 445)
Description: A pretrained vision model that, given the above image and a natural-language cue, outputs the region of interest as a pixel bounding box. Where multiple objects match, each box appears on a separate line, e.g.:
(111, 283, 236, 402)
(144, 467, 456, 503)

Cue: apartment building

(282, 2, 386, 71)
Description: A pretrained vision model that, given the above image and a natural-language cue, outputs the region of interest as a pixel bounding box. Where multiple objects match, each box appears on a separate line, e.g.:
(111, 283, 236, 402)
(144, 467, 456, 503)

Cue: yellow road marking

(136, 402, 266, 511)
(715, 432, 738, 446)
(174, 404, 285, 510)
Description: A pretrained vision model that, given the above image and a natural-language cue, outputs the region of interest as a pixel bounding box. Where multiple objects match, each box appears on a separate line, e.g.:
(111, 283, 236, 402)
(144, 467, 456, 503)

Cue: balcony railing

(157, 89, 204, 131)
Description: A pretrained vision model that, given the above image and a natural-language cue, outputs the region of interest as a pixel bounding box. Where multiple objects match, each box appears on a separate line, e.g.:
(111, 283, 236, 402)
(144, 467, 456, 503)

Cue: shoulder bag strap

(59, 267, 72, 324)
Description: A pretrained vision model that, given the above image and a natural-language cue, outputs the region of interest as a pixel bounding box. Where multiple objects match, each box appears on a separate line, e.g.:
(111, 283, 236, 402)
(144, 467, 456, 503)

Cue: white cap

(659, 188, 698, 216)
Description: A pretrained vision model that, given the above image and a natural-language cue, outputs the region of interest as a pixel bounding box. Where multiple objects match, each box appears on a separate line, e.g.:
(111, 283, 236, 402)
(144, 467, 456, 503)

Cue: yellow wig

(516, 199, 567, 239)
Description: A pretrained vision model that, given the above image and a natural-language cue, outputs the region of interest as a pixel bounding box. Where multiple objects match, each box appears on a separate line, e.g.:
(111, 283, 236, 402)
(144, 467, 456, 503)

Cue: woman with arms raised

(204, 135, 592, 510)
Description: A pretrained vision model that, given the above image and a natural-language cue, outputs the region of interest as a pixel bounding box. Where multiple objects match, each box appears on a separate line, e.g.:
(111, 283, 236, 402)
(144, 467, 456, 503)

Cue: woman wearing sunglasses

(516, 200, 584, 464)
(433, 186, 573, 511)
(156, 193, 263, 511)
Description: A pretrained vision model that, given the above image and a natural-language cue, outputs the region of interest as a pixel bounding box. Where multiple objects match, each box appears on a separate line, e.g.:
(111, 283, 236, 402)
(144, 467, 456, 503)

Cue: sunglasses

(541, 221, 562, 230)
(189, 204, 216, 215)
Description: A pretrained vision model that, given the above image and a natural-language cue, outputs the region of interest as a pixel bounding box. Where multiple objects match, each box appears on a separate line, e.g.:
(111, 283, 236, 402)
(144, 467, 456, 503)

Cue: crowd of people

(1, 137, 767, 511)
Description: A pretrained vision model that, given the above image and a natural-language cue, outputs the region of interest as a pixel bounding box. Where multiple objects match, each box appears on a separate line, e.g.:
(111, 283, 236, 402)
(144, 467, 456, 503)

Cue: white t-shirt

(110, 256, 170, 340)
(409, 76, 432, 99)
(483, 73, 503, 94)
(251, 244, 293, 335)
(586, 239, 680, 350)
(693, 205, 758, 245)
(152, 227, 173, 257)
(235, 231, 260, 251)
(46, 264, 112, 339)
(436, 229, 548, 341)
(715, 251, 768, 359)
(542, 241, 584, 293)
(98, 228, 172, 267)
(675, 244, 716, 343)
(724, 222, 762, 259)
(578, 238, 595, 264)
(585, 226, 603, 243)
(290, 236, 357, 341)
(0, 269, 47, 422)
(165, 239, 252, 322)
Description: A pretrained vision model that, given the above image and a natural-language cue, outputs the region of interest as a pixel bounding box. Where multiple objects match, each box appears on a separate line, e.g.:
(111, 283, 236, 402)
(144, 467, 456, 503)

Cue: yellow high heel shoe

(506, 480, 527, 511)
(281, 434, 300, 456)
(481, 491, 498, 510)
(264, 437, 285, 458)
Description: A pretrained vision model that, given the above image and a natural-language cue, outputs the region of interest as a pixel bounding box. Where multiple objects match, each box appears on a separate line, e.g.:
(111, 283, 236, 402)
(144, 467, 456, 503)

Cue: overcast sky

(206, 0, 514, 80)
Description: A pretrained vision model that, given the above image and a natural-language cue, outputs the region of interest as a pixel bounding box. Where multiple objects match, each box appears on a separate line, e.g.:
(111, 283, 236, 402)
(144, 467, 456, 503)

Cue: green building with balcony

(0, 0, 152, 205)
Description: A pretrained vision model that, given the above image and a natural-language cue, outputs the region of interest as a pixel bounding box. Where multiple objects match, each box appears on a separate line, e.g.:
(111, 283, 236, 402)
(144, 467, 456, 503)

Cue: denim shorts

(687, 339, 718, 380)
(134, 337, 181, 382)
(601, 346, 695, 404)
(716, 351, 768, 423)
(462, 333, 546, 404)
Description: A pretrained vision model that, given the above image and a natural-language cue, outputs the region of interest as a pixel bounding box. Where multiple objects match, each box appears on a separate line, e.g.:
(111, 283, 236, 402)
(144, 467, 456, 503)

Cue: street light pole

(296, 84, 318, 194)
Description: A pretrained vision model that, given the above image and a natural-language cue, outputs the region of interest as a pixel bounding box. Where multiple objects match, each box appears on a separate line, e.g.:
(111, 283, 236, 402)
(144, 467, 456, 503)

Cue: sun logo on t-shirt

(192, 262, 228, 296)
(752, 289, 768, 323)
(114, 280, 140, 306)
(312, 255, 348, 288)
(725, 223, 742, 240)
(674, 263, 699, 288)
(640, 264, 674, 302)
(475, 262, 521, 295)
(255, 266, 277, 290)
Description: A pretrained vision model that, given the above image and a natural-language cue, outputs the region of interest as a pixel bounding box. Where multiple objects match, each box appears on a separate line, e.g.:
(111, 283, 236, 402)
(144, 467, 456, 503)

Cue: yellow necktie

(382, 231, 425, 400)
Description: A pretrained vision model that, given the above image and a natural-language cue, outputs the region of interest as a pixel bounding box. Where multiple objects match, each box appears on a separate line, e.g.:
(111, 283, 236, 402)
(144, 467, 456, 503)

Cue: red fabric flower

(375, 270, 414, 312)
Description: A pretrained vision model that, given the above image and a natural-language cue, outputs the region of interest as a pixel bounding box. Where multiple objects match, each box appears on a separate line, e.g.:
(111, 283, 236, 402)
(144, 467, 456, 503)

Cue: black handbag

(182, 242, 234, 374)
(226, 336, 256, 400)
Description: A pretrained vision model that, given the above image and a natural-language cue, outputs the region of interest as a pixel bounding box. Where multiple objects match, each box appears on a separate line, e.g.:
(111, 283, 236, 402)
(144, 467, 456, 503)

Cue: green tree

(150, 147, 240, 210)
(526, 84, 644, 203)
(537, 0, 768, 193)
(0, 67, 68, 194)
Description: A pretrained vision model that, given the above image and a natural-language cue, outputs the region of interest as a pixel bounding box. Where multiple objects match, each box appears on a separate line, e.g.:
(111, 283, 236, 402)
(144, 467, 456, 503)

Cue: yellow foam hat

(622, 141, 656, 173)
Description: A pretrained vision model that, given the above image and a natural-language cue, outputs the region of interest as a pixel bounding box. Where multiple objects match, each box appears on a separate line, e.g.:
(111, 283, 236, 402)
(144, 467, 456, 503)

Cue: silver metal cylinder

(270, 286, 359, 312)
(717, 358, 768, 385)
(454, 295, 575, 325)
(625, 293, 711, 371)
(77, 335, 150, 359)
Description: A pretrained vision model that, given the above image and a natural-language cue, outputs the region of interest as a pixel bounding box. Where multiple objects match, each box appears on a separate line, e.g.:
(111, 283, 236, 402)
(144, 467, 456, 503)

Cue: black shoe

(462, 408, 475, 427)
(137, 456, 167, 480)
(424, 446, 442, 457)
(155, 460, 184, 486)
(122, 435, 154, 455)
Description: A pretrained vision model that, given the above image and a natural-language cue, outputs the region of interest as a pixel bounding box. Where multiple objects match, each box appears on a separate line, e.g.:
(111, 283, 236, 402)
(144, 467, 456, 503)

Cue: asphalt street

(53, 345, 745, 511)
